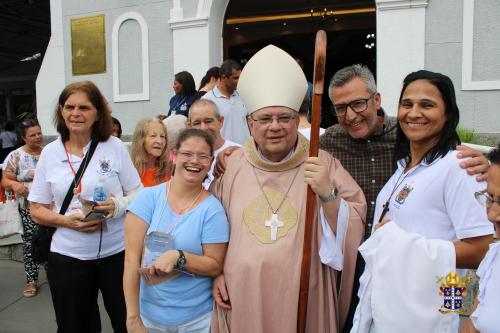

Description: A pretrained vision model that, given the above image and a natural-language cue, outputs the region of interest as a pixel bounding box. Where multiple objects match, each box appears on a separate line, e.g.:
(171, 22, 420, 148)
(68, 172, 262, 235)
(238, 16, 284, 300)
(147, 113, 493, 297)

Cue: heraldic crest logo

(395, 183, 413, 205)
(437, 272, 472, 314)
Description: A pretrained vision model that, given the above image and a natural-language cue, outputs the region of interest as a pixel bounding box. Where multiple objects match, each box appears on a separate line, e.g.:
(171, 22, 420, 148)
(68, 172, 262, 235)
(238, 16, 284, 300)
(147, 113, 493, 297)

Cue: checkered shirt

(319, 115, 398, 239)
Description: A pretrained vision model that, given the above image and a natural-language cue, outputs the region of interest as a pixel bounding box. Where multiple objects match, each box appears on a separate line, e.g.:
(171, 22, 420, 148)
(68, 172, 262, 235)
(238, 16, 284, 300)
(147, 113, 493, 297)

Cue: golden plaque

(71, 14, 106, 75)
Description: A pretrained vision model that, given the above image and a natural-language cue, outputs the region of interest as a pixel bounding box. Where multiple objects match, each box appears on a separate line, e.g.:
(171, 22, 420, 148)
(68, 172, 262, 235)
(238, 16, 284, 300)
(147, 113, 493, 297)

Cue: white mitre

(237, 45, 308, 114)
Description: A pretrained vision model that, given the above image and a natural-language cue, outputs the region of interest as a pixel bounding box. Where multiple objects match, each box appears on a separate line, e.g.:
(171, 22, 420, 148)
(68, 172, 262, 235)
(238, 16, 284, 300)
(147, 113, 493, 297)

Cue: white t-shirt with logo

(28, 136, 141, 260)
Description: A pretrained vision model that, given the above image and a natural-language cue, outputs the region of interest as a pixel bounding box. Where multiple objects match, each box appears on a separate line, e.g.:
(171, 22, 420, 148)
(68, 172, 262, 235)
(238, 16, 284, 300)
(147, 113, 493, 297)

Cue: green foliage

(457, 127, 478, 144)
(16, 102, 36, 120)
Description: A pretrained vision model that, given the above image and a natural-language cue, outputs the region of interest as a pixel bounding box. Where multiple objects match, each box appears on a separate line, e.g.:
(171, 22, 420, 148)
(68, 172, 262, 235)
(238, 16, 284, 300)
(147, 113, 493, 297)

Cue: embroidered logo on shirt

(395, 183, 414, 205)
(97, 159, 113, 175)
(437, 272, 471, 315)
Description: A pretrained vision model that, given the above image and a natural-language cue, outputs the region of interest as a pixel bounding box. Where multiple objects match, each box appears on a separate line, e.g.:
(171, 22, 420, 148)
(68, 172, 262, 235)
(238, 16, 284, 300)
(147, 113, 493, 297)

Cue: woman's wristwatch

(176, 250, 187, 270)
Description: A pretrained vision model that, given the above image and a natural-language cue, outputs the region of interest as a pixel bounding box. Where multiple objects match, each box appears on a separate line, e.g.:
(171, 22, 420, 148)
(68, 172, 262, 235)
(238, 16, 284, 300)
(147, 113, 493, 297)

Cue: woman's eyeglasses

(475, 190, 500, 208)
(177, 150, 212, 165)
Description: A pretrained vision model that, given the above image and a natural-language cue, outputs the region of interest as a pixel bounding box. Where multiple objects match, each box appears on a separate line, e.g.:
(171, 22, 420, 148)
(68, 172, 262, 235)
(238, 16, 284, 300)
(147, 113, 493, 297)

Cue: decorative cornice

(169, 17, 209, 30)
(376, 0, 429, 11)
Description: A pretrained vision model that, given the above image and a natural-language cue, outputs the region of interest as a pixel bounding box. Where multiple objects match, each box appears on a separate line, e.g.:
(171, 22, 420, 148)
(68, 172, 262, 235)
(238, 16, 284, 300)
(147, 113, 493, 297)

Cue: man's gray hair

(189, 99, 221, 119)
(328, 64, 377, 102)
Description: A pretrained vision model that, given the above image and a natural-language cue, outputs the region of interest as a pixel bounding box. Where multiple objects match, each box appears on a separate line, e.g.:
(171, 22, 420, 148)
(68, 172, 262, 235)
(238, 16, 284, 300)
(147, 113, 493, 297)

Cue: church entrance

(223, 0, 376, 128)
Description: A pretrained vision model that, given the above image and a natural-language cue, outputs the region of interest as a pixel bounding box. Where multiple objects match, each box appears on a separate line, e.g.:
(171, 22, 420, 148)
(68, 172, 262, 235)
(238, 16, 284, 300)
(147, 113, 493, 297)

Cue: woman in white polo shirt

(28, 81, 142, 333)
(372, 70, 493, 331)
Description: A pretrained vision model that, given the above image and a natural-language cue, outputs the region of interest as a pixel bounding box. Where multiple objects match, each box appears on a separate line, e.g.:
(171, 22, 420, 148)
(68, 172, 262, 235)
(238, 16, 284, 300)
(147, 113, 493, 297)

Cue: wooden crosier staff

(297, 30, 327, 333)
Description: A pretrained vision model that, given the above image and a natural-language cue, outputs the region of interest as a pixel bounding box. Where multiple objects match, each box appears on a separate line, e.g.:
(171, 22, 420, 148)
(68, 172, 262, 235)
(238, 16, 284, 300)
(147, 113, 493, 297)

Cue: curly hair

(131, 117, 170, 182)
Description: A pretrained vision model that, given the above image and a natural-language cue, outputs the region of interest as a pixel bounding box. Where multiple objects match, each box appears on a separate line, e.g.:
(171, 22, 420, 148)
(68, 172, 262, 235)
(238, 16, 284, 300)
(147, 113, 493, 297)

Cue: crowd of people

(0, 44, 498, 333)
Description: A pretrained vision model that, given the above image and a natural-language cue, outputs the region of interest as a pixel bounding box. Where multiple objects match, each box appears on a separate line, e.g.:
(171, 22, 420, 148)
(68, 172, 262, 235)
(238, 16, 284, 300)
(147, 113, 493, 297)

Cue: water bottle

(93, 176, 108, 202)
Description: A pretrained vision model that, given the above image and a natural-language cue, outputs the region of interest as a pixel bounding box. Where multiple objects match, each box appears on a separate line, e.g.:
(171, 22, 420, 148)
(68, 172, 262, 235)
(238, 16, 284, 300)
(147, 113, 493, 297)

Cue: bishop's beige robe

(211, 134, 366, 333)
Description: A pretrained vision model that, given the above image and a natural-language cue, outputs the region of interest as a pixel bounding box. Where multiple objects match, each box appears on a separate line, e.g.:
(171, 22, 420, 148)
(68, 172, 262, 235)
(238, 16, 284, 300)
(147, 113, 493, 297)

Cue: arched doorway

(223, 0, 376, 128)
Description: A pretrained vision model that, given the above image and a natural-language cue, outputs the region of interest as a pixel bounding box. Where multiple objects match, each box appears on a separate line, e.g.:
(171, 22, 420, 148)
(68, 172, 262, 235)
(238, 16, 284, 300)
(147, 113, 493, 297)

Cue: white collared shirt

(373, 150, 493, 241)
(201, 86, 250, 145)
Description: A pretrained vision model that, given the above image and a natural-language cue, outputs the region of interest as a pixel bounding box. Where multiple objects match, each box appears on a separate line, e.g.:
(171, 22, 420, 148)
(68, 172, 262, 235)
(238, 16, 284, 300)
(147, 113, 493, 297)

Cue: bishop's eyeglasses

(249, 114, 297, 126)
(333, 92, 376, 116)
(475, 190, 500, 208)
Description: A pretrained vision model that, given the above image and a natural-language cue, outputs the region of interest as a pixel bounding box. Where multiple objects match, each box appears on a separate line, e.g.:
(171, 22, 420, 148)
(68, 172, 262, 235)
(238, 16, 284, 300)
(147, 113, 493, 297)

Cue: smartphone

(83, 209, 107, 221)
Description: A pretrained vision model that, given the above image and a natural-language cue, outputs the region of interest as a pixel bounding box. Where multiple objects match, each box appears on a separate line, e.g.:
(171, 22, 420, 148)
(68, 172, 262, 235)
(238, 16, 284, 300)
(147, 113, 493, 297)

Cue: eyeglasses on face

(475, 190, 500, 208)
(249, 113, 297, 126)
(333, 92, 376, 116)
(177, 150, 212, 164)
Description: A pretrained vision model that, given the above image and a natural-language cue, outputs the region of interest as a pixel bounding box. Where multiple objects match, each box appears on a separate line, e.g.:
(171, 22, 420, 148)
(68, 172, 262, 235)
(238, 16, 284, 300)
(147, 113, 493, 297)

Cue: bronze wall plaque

(71, 14, 106, 75)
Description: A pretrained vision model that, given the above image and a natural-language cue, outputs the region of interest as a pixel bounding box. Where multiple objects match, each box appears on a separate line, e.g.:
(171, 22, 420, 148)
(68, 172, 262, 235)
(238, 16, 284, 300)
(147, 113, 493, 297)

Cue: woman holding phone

(29, 81, 142, 333)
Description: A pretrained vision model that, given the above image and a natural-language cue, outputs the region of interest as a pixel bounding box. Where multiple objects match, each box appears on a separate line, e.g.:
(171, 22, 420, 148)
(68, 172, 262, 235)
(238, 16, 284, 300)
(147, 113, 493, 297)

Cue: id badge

(142, 231, 175, 268)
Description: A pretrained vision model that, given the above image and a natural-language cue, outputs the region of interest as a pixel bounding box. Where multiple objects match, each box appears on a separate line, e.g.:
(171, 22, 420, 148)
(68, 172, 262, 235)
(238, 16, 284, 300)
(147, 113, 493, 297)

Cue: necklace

(166, 182, 204, 215)
(162, 182, 204, 234)
(377, 163, 416, 223)
(252, 166, 300, 241)
(64, 143, 91, 195)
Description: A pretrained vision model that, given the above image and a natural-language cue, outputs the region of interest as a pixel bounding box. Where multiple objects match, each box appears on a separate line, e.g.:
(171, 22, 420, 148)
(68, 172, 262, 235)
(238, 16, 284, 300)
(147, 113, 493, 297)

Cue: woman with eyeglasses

(124, 128, 229, 333)
(131, 117, 171, 187)
(369, 70, 493, 331)
(461, 145, 500, 333)
(1, 119, 44, 297)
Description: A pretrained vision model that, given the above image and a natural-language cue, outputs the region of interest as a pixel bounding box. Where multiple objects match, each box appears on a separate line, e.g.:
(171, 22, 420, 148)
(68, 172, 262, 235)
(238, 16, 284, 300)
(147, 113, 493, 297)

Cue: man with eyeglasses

(210, 45, 366, 333)
(187, 99, 241, 189)
(320, 64, 491, 332)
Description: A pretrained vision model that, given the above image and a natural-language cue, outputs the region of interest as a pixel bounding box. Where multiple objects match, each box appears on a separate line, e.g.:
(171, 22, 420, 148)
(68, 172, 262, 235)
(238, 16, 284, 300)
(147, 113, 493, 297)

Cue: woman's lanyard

(64, 145, 86, 196)
(153, 182, 203, 234)
(377, 163, 418, 223)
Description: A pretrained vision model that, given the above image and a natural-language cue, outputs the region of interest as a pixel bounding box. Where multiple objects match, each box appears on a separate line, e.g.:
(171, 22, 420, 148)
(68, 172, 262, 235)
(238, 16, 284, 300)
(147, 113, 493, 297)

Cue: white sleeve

(319, 198, 349, 270)
(27, 149, 52, 205)
(110, 184, 143, 218)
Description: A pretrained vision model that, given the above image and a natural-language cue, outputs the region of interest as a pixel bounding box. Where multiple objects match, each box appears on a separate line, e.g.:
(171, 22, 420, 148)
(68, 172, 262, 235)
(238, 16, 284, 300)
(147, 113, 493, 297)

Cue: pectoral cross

(265, 213, 284, 241)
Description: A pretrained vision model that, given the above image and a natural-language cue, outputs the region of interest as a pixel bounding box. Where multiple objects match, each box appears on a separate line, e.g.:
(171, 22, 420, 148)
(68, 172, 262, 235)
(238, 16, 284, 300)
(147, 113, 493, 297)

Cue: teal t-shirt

(128, 183, 229, 325)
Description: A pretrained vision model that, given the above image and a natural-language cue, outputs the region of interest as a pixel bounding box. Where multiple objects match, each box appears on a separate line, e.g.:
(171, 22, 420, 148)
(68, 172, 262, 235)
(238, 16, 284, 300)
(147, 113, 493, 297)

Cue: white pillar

(169, 0, 211, 86)
(169, 19, 210, 86)
(36, 0, 65, 136)
(375, 0, 429, 115)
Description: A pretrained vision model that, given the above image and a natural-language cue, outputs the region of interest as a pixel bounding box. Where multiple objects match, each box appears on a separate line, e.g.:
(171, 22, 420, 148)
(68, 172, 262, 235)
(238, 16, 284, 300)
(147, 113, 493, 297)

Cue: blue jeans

(142, 311, 211, 333)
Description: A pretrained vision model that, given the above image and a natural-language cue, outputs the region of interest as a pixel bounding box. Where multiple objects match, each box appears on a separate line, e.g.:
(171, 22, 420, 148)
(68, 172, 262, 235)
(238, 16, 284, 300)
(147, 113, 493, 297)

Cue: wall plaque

(71, 14, 106, 75)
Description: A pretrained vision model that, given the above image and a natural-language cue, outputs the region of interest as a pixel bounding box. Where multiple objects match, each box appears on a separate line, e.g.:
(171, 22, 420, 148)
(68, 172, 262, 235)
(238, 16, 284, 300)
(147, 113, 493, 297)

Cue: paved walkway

(0, 259, 113, 333)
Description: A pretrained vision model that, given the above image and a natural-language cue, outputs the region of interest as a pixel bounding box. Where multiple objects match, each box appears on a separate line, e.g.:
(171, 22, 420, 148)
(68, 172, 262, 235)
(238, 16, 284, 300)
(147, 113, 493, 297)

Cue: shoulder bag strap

(58, 139, 99, 215)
